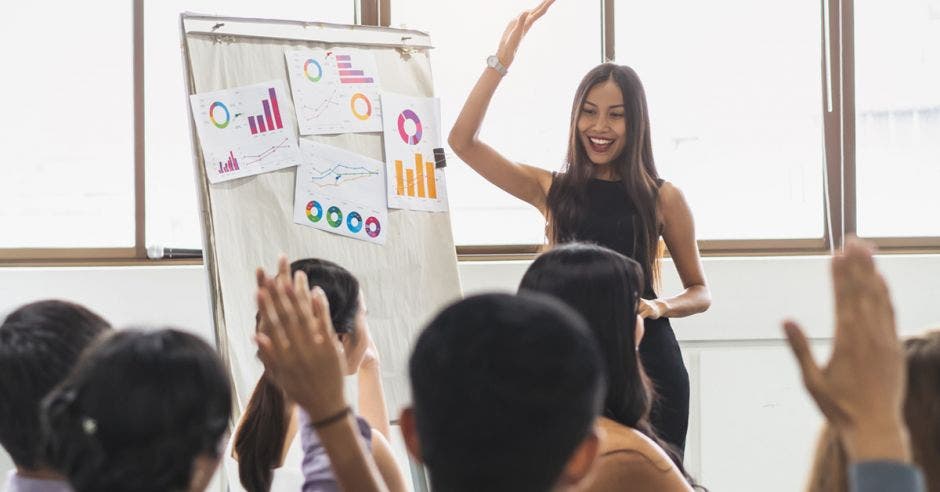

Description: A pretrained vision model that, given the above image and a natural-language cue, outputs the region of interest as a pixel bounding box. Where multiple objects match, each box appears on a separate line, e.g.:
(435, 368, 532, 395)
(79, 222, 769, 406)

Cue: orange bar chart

(394, 153, 438, 199)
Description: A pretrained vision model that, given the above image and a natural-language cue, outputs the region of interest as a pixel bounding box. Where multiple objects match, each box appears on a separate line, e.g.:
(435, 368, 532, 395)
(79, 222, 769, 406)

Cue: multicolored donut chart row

(305, 200, 381, 238)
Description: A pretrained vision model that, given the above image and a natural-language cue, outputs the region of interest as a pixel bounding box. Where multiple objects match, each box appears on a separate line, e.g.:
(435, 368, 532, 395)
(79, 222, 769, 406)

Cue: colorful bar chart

(336, 54, 375, 84)
(217, 151, 240, 175)
(248, 87, 285, 135)
(394, 154, 438, 199)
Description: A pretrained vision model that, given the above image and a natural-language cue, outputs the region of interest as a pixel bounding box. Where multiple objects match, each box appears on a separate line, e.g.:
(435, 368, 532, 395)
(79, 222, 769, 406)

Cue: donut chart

(397, 109, 422, 145)
(365, 216, 381, 238)
(209, 101, 230, 129)
(305, 201, 323, 222)
(304, 59, 323, 82)
(326, 206, 343, 228)
(346, 212, 363, 233)
(302, 199, 382, 240)
(350, 93, 372, 121)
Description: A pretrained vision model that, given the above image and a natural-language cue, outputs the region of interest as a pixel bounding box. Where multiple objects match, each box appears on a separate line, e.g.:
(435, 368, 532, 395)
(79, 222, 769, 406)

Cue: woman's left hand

(639, 298, 668, 320)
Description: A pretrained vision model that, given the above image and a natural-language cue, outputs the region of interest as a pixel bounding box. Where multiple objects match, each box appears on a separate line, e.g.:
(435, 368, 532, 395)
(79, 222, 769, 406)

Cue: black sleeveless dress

(561, 177, 690, 455)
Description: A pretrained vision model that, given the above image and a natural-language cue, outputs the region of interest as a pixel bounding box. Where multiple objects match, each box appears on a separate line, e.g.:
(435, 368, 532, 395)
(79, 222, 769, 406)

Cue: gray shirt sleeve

(849, 461, 925, 492)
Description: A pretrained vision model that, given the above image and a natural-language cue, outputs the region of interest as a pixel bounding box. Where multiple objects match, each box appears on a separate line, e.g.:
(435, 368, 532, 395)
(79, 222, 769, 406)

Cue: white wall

(1, 255, 938, 491)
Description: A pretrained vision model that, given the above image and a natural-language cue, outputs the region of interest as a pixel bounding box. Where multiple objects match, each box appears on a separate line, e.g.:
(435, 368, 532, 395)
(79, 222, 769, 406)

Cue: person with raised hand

(784, 237, 926, 492)
(254, 259, 400, 492)
(229, 257, 397, 492)
(448, 0, 710, 455)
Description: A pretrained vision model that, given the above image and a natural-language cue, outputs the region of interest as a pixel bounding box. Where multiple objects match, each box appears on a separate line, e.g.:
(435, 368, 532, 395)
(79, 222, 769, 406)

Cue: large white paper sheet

(380, 93, 448, 212)
(293, 141, 388, 244)
(190, 80, 302, 183)
(286, 49, 384, 135)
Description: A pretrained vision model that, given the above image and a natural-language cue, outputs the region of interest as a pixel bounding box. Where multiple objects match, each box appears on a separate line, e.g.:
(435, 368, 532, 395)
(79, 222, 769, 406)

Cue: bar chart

(217, 151, 240, 175)
(394, 153, 438, 199)
(248, 87, 285, 135)
(336, 54, 375, 84)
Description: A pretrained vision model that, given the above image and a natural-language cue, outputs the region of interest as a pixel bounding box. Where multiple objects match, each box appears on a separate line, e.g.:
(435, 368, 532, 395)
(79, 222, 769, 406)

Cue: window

(145, 1, 356, 249)
(393, 0, 603, 245)
(615, 0, 825, 241)
(855, 0, 940, 238)
(0, 3, 134, 249)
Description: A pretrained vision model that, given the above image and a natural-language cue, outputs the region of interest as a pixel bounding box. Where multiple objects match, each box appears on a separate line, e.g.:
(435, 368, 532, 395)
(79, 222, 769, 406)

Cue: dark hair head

(0, 300, 110, 470)
(409, 292, 606, 492)
(519, 243, 696, 485)
(904, 331, 940, 492)
(519, 243, 649, 426)
(42, 329, 232, 492)
(235, 258, 361, 492)
(547, 63, 662, 286)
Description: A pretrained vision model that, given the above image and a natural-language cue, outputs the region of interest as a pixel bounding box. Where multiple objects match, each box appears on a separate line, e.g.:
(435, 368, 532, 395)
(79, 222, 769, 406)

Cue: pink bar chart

(336, 55, 375, 84)
(248, 87, 285, 135)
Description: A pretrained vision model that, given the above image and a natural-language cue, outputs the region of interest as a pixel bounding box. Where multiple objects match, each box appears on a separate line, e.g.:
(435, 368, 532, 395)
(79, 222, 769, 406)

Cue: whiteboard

(181, 14, 462, 419)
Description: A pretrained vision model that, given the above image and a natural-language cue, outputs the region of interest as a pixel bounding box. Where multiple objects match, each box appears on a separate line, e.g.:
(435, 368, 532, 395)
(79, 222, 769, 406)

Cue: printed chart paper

(286, 49, 383, 135)
(293, 141, 388, 244)
(380, 93, 448, 212)
(190, 80, 302, 184)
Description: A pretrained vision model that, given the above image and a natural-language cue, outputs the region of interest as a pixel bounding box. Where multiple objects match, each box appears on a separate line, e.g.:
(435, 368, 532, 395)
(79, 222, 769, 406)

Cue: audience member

(0, 300, 110, 492)
(42, 329, 231, 492)
(229, 258, 403, 492)
(519, 242, 698, 491)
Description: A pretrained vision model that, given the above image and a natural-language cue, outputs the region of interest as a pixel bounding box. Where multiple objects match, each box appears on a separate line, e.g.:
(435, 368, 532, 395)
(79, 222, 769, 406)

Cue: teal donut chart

(346, 211, 363, 233)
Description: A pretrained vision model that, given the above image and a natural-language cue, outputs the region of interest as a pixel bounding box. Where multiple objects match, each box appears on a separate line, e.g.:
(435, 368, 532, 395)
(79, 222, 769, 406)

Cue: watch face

(487, 55, 498, 66)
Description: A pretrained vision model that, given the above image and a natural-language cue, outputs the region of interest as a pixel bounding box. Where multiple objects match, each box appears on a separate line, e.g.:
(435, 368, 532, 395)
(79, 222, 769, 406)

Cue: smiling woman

(447, 0, 711, 456)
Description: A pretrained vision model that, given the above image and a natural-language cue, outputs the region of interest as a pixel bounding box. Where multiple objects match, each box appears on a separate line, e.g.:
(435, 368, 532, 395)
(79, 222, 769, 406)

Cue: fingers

(277, 254, 290, 280)
(311, 287, 339, 341)
(525, 0, 555, 32)
(507, 11, 530, 49)
(258, 289, 290, 353)
(783, 320, 824, 393)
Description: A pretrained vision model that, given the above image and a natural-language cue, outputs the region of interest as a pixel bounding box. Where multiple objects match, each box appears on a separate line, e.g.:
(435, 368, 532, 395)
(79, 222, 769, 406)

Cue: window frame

(3, 0, 937, 266)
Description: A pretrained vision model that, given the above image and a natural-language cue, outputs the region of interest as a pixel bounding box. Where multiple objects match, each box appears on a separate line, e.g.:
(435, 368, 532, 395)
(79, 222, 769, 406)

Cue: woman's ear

(635, 314, 645, 348)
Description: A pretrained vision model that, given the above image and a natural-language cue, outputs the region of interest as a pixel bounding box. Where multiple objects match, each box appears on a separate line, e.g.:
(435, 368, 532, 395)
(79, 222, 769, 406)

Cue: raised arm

(255, 260, 389, 492)
(447, 0, 555, 212)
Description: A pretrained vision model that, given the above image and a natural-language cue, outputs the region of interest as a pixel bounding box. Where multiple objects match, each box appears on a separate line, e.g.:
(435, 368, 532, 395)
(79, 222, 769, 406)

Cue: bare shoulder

(580, 451, 693, 492)
(657, 181, 688, 211)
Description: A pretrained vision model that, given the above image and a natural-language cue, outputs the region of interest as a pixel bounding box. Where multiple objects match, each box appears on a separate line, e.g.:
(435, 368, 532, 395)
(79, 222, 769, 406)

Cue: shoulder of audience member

(579, 418, 693, 492)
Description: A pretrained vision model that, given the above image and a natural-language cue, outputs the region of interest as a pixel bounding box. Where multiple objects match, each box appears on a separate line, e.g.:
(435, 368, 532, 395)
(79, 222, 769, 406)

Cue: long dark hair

(546, 63, 663, 288)
(234, 258, 361, 492)
(518, 243, 698, 487)
(41, 329, 231, 492)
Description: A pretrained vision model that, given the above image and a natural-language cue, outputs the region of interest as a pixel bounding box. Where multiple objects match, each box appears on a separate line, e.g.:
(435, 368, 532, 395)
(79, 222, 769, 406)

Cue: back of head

(0, 300, 110, 470)
(519, 243, 697, 487)
(42, 328, 232, 492)
(904, 330, 940, 491)
(235, 257, 360, 492)
(519, 243, 649, 428)
(409, 292, 605, 492)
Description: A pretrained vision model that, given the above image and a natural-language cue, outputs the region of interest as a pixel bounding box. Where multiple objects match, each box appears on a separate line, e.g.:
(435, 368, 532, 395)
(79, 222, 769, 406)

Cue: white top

(223, 428, 304, 492)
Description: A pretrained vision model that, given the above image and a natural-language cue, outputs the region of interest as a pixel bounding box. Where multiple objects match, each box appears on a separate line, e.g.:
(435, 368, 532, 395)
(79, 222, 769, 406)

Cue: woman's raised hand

(495, 0, 555, 70)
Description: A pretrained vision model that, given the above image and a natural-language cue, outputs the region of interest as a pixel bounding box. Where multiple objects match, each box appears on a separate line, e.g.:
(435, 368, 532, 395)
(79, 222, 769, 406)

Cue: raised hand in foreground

(784, 237, 909, 463)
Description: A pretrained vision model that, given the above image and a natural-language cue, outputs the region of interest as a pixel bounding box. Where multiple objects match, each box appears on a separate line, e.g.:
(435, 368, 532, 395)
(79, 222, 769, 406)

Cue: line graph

(302, 87, 341, 120)
(241, 138, 292, 167)
(309, 163, 381, 187)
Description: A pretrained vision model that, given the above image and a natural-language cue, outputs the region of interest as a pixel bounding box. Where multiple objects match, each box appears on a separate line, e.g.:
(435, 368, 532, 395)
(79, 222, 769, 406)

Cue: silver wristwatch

(486, 55, 507, 76)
